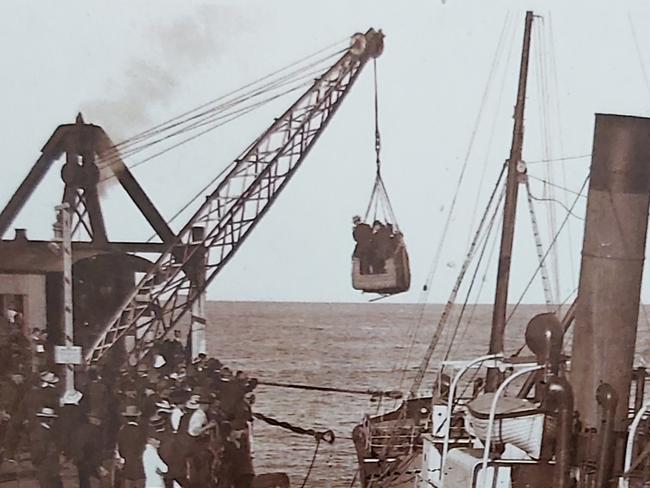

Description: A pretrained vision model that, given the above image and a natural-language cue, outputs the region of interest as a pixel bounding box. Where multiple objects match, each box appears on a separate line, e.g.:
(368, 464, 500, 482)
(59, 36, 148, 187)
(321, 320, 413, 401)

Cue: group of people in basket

(352, 215, 402, 275)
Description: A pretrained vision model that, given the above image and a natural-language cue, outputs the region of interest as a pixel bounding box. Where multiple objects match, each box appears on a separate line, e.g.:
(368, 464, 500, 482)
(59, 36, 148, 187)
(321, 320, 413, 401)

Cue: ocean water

(205, 301, 572, 487)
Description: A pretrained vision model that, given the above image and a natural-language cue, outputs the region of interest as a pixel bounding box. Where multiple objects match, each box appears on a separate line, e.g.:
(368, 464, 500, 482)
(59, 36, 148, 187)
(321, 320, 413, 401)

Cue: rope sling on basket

(351, 59, 410, 295)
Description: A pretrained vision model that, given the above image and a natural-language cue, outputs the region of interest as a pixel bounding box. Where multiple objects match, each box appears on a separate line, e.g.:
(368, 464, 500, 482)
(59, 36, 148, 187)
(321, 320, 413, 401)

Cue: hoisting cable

(364, 58, 399, 228)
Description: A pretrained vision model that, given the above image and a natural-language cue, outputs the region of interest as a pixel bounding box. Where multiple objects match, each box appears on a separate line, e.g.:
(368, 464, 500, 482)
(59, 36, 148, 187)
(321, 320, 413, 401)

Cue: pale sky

(2, 0, 650, 303)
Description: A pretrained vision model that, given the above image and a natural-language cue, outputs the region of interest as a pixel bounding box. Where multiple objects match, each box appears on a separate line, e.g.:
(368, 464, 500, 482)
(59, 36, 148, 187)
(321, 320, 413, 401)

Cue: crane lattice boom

(87, 29, 384, 364)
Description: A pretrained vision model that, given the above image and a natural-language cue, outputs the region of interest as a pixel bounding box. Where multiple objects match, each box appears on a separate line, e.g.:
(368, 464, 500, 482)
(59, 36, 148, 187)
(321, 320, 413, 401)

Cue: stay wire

(451, 211, 502, 358)
(465, 12, 514, 245)
(507, 173, 589, 335)
(467, 14, 516, 246)
(527, 190, 585, 221)
(526, 154, 590, 164)
(534, 17, 561, 304)
(527, 174, 587, 198)
(402, 166, 507, 393)
(108, 40, 347, 150)
(548, 13, 577, 290)
(98, 82, 308, 184)
(110, 51, 342, 154)
(443, 189, 503, 363)
(97, 59, 333, 174)
(628, 14, 650, 111)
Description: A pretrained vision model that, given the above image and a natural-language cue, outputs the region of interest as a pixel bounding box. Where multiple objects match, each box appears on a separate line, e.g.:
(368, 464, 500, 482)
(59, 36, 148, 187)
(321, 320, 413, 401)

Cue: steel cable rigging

(93, 43, 348, 182)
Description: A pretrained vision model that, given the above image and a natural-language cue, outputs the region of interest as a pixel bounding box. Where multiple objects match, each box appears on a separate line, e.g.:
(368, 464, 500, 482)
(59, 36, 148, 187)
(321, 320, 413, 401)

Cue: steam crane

(85, 29, 384, 365)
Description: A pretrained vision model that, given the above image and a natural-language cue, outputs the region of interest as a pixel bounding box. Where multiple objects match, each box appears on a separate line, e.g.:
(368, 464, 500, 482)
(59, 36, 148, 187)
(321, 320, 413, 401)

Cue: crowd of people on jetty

(0, 321, 257, 488)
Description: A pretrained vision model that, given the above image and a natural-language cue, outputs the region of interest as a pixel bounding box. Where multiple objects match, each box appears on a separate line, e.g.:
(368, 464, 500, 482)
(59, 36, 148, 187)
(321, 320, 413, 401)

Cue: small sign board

(54, 345, 83, 365)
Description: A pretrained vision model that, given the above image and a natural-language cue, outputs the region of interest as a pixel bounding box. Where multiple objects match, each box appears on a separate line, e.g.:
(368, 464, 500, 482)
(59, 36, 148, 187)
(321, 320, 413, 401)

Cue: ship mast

(486, 11, 534, 391)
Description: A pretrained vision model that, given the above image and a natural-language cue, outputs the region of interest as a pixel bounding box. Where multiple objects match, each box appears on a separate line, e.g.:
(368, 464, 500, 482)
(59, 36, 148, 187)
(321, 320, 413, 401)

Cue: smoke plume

(82, 5, 228, 143)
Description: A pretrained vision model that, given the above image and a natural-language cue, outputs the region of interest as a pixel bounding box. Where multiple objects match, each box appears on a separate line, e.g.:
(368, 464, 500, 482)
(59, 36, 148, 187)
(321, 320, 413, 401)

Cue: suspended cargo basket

(352, 236, 410, 295)
(351, 59, 410, 295)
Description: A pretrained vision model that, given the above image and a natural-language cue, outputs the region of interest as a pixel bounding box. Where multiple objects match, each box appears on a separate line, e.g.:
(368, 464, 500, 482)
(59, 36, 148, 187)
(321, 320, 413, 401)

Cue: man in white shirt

(186, 394, 216, 488)
(143, 434, 167, 488)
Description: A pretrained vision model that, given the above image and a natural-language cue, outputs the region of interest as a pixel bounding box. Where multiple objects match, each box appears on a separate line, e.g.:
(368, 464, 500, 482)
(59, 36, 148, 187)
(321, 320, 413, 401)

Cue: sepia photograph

(2, 0, 650, 487)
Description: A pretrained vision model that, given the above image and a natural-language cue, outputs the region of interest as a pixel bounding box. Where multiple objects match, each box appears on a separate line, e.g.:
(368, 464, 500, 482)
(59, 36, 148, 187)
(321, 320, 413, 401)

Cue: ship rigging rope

(509, 173, 589, 355)
(533, 17, 561, 305)
(525, 179, 556, 308)
(547, 13, 578, 292)
(628, 14, 650, 111)
(449, 214, 502, 359)
(442, 189, 504, 363)
(393, 14, 513, 386)
(439, 18, 516, 361)
(94, 42, 347, 180)
(466, 14, 516, 249)
(526, 154, 590, 164)
(527, 174, 588, 198)
(256, 379, 402, 398)
(405, 164, 507, 396)
(527, 189, 584, 221)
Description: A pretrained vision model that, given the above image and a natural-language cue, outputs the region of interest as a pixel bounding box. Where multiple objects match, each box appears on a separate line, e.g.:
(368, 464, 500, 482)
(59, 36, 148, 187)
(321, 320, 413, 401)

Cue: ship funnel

(572, 114, 650, 432)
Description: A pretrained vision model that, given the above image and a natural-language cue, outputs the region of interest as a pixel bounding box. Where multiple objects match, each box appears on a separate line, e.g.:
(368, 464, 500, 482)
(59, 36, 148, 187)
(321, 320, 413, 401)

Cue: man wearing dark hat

(71, 411, 109, 488)
(371, 219, 389, 273)
(29, 407, 62, 488)
(140, 381, 160, 420)
(83, 367, 109, 421)
(117, 405, 146, 488)
(352, 215, 374, 274)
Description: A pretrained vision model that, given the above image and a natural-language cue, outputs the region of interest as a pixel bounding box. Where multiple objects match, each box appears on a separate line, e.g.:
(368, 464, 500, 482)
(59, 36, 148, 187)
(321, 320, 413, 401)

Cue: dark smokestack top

(590, 114, 650, 194)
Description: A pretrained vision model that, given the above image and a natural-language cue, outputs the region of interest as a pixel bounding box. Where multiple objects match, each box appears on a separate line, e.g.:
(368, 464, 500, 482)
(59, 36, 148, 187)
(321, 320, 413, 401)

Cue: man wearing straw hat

(186, 393, 217, 488)
(29, 406, 62, 488)
(118, 405, 147, 488)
